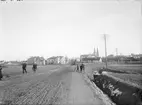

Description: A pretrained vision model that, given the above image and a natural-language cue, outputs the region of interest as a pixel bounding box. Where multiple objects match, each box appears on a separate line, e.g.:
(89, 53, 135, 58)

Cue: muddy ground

(0, 66, 72, 105)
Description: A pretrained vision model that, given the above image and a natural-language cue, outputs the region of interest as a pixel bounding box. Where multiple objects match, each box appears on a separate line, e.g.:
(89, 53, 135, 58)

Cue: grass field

(107, 72, 142, 89)
(107, 64, 142, 88)
(108, 64, 142, 74)
(85, 63, 142, 88)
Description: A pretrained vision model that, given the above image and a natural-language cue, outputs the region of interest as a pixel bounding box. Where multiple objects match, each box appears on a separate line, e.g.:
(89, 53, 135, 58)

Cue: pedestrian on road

(0, 65, 3, 80)
(80, 64, 82, 73)
(76, 64, 79, 72)
(22, 62, 27, 74)
(81, 63, 85, 73)
(32, 63, 37, 73)
(80, 63, 85, 73)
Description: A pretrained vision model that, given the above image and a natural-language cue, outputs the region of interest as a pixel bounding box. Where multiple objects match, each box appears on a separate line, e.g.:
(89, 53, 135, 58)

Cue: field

(107, 64, 142, 88)
(85, 63, 142, 88)
(0, 65, 71, 105)
(108, 64, 142, 74)
(106, 72, 142, 89)
(1, 65, 63, 80)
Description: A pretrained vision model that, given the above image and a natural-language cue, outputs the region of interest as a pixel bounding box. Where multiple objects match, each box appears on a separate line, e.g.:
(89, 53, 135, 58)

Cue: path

(69, 72, 105, 105)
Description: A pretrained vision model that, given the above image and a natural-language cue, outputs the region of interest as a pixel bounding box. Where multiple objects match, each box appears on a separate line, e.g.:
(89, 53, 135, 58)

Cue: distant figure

(82, 63, 85, 73)
(22, 62, 27, 74)
(80, 64, 82, 72)
(76, 64, 79, 72)
(80, 63, 85, 73)
(32, 63, 37, 73)
(0, 65, 3, 80)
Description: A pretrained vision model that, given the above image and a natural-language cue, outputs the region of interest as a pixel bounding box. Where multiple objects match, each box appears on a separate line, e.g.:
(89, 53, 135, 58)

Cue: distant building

(27, 56, 45, 65)
(46, 56, 67, 64)
(130, 54, 142, 59)
(80, 47, 100, 63)
(59, 56, 66, 64)
(46, 56, 56, 64)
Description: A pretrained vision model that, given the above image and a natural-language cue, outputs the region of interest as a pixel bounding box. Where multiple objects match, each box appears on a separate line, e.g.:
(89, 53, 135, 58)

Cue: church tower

(93, 48, 96, 56)
(96, 48, 99, 57)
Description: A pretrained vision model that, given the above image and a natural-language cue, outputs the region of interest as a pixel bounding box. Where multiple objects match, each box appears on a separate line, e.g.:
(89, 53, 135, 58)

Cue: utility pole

(116, 48, 119, 63)
(104, 34, 108, 68)
(116, 48, 118, 56)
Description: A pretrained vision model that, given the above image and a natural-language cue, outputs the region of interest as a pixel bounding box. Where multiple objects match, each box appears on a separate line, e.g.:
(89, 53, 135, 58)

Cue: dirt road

(0, 65, 111, 105)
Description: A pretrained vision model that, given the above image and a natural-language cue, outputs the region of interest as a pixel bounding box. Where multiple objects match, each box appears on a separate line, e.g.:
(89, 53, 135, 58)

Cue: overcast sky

(0, 0, 142, 61)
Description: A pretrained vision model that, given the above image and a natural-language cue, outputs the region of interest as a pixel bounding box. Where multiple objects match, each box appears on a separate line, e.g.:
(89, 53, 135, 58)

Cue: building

(46, 56, 67, 64)
(27, 56, 45, 65)
(80, 47, 100, 63)
(46, 56, 57, 64)
(130, 54, 142, 59)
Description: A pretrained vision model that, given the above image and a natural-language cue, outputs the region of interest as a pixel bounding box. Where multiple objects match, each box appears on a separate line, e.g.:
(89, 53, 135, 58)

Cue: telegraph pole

(116, 48, 118, 56)
(104, 34, 108, 68)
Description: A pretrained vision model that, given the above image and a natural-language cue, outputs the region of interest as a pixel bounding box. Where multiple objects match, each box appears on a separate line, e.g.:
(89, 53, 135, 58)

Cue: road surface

(0, 65, 111, 105)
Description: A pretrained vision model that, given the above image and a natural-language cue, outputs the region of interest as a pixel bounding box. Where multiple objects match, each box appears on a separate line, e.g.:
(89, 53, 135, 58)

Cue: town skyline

(0, 0, 142, 61)
(0, 49, 141, 61)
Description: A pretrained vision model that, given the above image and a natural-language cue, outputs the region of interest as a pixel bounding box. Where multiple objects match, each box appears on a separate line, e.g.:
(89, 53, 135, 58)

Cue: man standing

(76, 64, 79, 72)
(82, 63, 85, 73)
(32, 62, 37, 73)
(22, 62, 27, 74)
(0, 65, 3, 80)
(80, 64, 82, 73)
(80, 63, 85, 73)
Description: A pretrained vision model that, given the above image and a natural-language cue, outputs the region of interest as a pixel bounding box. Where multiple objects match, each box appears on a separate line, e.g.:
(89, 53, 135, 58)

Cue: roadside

(84, 63, 142, 105)
(68, 72, 108, 105)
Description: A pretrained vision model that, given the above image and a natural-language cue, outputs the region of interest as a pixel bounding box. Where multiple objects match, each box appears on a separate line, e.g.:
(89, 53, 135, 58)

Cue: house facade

(27, 56, 45, 65)
(46, 56, 67, 64)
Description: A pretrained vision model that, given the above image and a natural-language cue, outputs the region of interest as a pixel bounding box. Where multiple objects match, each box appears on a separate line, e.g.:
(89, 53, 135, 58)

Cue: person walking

(32, 63, 37, 73)
(76, 64, 79, 72)
(80, 63, 85, 73)
(81, 63, 85, 73)
(22, 62, 27, 74)
(80, 64, 83, 73)
(0, 65, 3, 80)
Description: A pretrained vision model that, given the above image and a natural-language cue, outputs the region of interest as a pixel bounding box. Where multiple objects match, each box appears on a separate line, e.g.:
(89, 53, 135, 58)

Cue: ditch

(91, 70, 142, 105)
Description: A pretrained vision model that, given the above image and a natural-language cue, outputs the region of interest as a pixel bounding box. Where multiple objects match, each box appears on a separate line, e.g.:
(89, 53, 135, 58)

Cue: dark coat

(32, 64, 37, 70)
(22, 63, 27, 70)
(0, 66, 3, 79)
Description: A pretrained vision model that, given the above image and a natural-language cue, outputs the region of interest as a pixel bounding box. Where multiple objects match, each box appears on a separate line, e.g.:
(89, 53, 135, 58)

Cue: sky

(0, 0, 142, 61)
